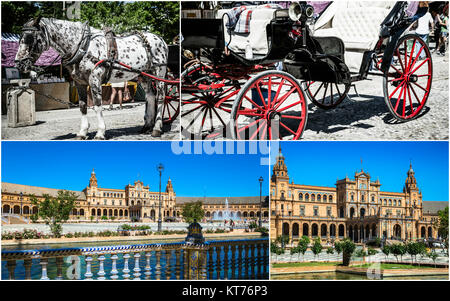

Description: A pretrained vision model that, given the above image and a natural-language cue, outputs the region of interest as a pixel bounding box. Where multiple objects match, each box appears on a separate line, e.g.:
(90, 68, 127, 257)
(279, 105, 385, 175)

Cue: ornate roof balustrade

(1, 238, 269, 280)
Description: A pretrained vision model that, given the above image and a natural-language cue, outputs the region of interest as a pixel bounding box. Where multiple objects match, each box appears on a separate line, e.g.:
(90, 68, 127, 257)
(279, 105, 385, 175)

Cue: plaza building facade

(176, 196, 269, 222)
(270, 150, 447, 243)
(1, 169, 269, 224)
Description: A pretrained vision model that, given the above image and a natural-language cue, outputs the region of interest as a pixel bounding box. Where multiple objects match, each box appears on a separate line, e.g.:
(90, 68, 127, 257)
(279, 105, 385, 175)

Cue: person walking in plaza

(437, 8, 448, 56)
(415, 7, 434, 59)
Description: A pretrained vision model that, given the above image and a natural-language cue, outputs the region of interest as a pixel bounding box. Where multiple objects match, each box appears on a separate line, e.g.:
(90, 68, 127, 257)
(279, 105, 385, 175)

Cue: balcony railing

(1, 238, 269, 280)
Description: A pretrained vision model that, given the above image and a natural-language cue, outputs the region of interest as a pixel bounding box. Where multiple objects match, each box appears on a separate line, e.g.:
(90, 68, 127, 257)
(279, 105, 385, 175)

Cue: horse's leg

(141, 80, 156, 134)
(89, 74, 106, 140)
(152, 66, 167, 137)
(76, 84, 90, 139)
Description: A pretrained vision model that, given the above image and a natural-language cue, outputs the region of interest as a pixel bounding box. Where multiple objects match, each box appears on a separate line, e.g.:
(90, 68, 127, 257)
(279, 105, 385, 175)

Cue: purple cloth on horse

(1, 33, 61, 67)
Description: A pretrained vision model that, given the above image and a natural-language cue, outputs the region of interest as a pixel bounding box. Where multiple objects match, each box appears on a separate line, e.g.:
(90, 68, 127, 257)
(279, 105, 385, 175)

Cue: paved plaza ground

(1, 102, 180, 140)
(181, 51, 448, 140)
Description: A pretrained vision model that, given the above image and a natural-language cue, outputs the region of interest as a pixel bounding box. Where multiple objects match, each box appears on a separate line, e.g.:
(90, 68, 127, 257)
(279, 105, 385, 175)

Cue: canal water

(2, 236, 269, 280)
(271, 272, 448, 280)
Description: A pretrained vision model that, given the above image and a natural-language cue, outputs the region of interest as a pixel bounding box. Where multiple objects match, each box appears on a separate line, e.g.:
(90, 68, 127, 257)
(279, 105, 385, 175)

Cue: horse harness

(102, 27, 119, 84)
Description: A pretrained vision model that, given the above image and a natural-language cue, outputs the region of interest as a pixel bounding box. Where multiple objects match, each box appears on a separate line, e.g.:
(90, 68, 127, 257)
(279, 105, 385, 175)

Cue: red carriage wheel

(163, 73, 180, 124)
(181, 63, 240, 139)
(230, 70, 308, 140)
(303, 81, 350, 109)
(383, 34, 432, 121)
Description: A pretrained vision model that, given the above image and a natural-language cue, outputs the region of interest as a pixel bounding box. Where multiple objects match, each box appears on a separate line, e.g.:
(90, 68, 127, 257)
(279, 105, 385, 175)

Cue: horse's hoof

(94, 135, 106, 140)
(75, 135, 88, 140)
(152, 129, 162, 137)
(141, 125, 153, 134)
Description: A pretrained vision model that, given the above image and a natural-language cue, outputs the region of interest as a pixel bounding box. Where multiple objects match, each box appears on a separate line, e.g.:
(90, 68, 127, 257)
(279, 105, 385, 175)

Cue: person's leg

(109, 87, 117, 109)
(118, 88, 123, 109)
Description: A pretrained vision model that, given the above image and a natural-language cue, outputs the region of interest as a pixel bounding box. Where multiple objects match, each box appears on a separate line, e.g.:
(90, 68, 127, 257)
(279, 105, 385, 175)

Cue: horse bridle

(17, 19, 92, 75)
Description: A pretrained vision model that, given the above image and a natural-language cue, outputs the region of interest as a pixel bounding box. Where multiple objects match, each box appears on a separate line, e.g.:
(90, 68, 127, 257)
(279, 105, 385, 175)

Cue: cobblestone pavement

(303, 52, 449, 140)
(181, 52, 448, 140)
(1, 103, 180, 140)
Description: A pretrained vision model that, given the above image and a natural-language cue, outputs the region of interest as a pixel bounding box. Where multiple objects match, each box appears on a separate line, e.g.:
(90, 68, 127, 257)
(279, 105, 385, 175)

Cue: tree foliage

(30, 190, 77, 237)
(435, 207, 449, 242)
(311, 237, 323, 259)
(1, 1, 179, 42)
(181, 201, 204, 223)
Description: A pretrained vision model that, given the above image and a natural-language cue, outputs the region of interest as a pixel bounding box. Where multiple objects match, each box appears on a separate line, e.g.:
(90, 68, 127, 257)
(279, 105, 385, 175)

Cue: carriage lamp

(259, 176, 263, 228)
(157, 163, 164, 232)
(288, 2, 314, 22)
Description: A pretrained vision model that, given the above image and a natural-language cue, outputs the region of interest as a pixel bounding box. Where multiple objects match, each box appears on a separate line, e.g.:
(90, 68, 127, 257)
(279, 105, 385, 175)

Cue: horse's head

(15, 17, 49, 73)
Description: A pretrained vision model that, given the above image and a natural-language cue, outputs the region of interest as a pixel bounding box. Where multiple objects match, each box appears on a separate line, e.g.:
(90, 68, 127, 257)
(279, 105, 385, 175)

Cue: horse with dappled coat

(15, 17, 169, 139)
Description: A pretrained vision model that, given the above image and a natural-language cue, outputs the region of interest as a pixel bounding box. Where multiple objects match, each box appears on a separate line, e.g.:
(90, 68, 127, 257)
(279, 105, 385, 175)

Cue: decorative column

(155, 250, 162, 280)
(249, 243, 255, 279)
(223, 245, 229, 280)
(174, 249, 181, 280)
(215, 246, 222, 279)
(110, 254, 119, 280)
(85, 256, 94, 280)
(24, 259, 32, 280)
(97, 255, 106, 280)
(144, 252, 152, 279)
(244, 244, 250, 279)
(6, 260, 16, 280)
(40, 258, 49, 280)
(56, 257, 64, 280)
(165, 250, 171, 280)
(133, 252, 141, 280)
(230, 244, 237, 280)
(207, 247, 214, 280)
(237, 245, 243, 279)
(122, 253, 131, 280)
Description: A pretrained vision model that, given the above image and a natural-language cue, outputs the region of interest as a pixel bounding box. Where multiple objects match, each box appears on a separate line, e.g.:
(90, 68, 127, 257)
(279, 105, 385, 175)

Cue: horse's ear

(33, 15, 42, 27)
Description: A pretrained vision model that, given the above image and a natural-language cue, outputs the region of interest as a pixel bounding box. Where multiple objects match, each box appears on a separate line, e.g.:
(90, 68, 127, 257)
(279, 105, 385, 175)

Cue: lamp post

(20, 192, 23, 216)
(259, 176, 263, 228)
(157, 163, 164, 232)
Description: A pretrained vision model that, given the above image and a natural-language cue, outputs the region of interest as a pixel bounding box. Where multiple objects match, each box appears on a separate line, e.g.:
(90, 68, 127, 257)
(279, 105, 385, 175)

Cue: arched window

(384, 199, 387, 205)
(299, 193, 303, 200)
(305, 194, 309, 201)
(371, 195, 375, 202)
(329, 195, 333, 202)
(317, 194, 321, 202)
(389, 199, 392, 206)
(323, 195, 327, 202)
(311, 194, 315, 201)
(394, 200, 397, 206)
(398, 200, 402, 206)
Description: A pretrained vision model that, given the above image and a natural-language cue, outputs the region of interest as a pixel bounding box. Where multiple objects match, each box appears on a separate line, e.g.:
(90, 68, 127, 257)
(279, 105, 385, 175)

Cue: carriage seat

(313, 1, 393, 72)
(217, 6, 279, 58)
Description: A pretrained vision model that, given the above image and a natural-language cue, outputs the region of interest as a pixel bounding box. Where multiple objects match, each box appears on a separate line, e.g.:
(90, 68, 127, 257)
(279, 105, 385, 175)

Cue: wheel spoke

(237, 118, 262, 134)
(280, 121, 297, 136)
(409, 58, 430, 75)
(256, 81, 267, 109)
(389, 80, 406, 100)
(281, 114, 302, 120)
(277, 100, 304, 113)
(182, 104, 204, 117)
(273, 87, 297, 111)
(394, 82, 406, 112)
(243, 95, 265, 111)
(249, 118, 266, 140)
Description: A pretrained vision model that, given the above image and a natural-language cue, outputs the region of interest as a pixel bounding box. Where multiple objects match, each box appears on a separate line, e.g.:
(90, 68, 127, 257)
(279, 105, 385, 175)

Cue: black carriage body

(181, 11, 295, 68)
(167, 45, 180, 76)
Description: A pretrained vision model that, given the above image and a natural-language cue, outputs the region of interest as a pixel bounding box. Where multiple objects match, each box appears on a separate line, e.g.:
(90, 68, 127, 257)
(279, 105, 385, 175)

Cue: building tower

(403, 163, 422, 219)
(165, 177, 174, 194)
(89, 168, 98, 188)
(271, 148, 289, 183)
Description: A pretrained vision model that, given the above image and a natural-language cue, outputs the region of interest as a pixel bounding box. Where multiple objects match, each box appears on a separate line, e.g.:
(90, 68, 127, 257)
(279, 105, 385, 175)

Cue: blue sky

(1, 141, 269, 197)
(273, 141, 449, 202)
